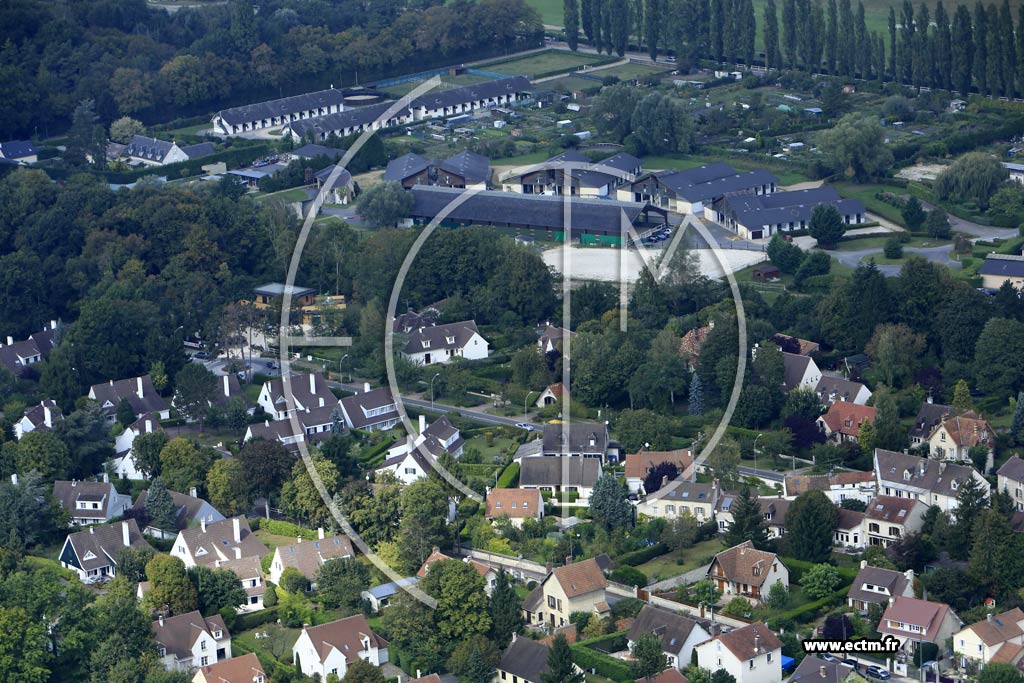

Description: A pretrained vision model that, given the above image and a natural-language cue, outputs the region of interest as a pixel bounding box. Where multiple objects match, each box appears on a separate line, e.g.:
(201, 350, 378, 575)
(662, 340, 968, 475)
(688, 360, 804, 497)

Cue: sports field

(483, 50, 610, 77)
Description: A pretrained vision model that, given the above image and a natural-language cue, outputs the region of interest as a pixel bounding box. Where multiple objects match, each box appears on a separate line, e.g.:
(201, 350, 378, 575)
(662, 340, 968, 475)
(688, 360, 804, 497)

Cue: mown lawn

(484, 50, 608, 77)
(634, 538, 723, 583)
(596, 62, 671, 80)
(829, 181, 909, 225)
(525, 0, 563, 25)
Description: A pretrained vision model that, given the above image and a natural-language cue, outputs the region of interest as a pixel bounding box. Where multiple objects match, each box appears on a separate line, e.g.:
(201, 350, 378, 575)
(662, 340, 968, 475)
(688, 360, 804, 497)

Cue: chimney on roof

(189, 486, 197, 498)
(918, 461, 926, 476)
(318, 527, 325, 540)
(122, 521, 131, 547)
(89, 526, 94, 534)
(927, 394, 933, 404)
(10, 474, 17, 486)
(364, 382, 371, 393)
(5, 336, 12, 345)
(102, 472, 109, 484)
(566, 556, 573, 566)
(754, 635, 761, 653)
(939, 462, 946, 475)
(820, 666, 827, 678)
(201, 518, 207, 533)
(861, 560, 868, 569)
(43, 404, 51, 427)
(662, 475, 669, 487)
(889, 597, 895, 605)
(988, 613, 993, 622)
(109, 379, 114, 386)
(417, 671, 422, 679)
(136, 377, 144, 399)
(309, 373, 316, 396)
(511, 632, 518, 643)
(159, 615, 164, 627)
(234, 547, 241, 560)
(223, 375, 230, 397)
(50, 320, 57, 330)
(233, 517, 241, 543)
(419, 414, 426, 434)
(297, 536, 302, 544)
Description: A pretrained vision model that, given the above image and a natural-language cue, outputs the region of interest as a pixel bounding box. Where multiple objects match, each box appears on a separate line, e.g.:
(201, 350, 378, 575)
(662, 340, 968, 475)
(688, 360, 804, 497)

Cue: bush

(778, 587, 849, 623)
(617, 542, 669, 567)
(280, 567, 310, 594)
(884, 238, 903, 259)
(571, 643, 632, 682)
(233, 605, 281, 631)
(263, 582, 278, 607)
(578, 630, 629, 653)
(610, 566, 648, 587)
(251, 518, 319, 539)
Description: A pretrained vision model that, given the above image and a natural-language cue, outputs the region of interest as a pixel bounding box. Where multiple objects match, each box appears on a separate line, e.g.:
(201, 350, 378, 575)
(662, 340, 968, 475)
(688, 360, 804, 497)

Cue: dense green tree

(342, 659, 388, 683)
(398, 477, 450, 571)
(173, 363, 217, 429)
(159, 438, 215, 496)
(280, 448, 340, 529)
(803, 563, 842, 599)
(974, 318, 1024, 398)
(205, 458, 250, 516)
(565, 0, 581, 50)
(783, 0, 799, 66)
(969, 508, 1019, 596)
(317, 557, 370, 610)
(116, 398, 136, 428)
(422, 559, 492, 650)
(57, 401, 115, 478)
(901, 196, 926, 230)
(935, 152, 1009, 210)
(14, 430, 70, 481)
(866, 323, 926, 388)
(543, 633, 585, 683)
(873, 390, 907, 451)
(115, 545, 155, 584)
(490, 569, 521, 648)
(954, 474, 990, 557)
(0, 606, 52, 683)
(131, 431, 169, 480)
(631, 632, 669, 680)
(786, 491, 839, 562)
(613, 409, 673, 451)
(0, 471, 62, 547)
(952, 4, 975, 93)
(189, 565, 246, 615)
(818, 114, 893, 182)
(722, 486, 769, 549)
(143, 555, 198, 615)
(237, 438, 292, 502)
(448, 634, 501, 683)
(358, 182, 413, 228)
(145, 477, 177, 530)
(590, 474, 634, 530)
(809, 205, 846, 248)
(977, 663, 1024, 683)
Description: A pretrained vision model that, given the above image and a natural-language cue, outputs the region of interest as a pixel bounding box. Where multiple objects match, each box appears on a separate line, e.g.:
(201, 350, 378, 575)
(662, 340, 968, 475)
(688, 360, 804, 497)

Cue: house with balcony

(878, 596, 962, 657)
(339, 385, 400, 432)
(153, 611, 231, 672)
(518, 456, 601, 507)
(706, 541, 789, 604)
(784, 471, 876, 505)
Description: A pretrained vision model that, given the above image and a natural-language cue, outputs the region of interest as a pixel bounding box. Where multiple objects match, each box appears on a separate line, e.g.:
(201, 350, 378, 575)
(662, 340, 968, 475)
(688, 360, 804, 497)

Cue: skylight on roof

(875, 504, 884, 510)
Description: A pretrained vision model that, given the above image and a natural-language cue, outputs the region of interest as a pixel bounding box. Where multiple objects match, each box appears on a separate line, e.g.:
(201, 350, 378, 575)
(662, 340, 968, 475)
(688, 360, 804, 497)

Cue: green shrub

(263, 583, 278, 607)
(579, 630, 629, 653)
(571, 643, 632, 682)
(496, 462, 520, 488)
(610, 566, 648, 587)
(618, 542, 669, 567)
(780, 557, 856, 586)
(233, 605, 280, 631)
(258, 519, 319, 539)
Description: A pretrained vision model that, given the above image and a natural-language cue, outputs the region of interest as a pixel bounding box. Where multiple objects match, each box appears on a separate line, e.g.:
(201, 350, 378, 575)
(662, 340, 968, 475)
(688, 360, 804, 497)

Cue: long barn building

(285, 76, 532, 142)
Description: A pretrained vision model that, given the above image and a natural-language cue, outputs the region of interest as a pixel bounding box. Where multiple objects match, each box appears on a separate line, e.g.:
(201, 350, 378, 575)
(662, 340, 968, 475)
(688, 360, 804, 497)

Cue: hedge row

(571, 643, 632, 682)
(618, 542, 669, 567)
(358, 438, 395, 468)
(249, 518, 319, 540)
(577, 629, 629, 652)
(776, 586, 850, 624)
(234, 605, 281, 631)
(496, 462, 520, 488)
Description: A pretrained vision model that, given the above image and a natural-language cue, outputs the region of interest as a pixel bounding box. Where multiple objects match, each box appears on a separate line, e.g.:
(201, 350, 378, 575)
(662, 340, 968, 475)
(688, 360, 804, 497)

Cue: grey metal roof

(288, 100, 405, 139)
(409, 186, 661, 235)
(292, 144, 346, 160)
(542, 422, 607, 454)
(314, 164, 353, 190)
(216, 88, 347, 126)
(848, 565, 910, 605)
(411, 76, 531, 111)
(437, 150, 490, 184)
(363, 576, 418, 598)
(782, 352, 813, 392)
(180, 142, 215, 160)
(519, 456, 601, 487)
(402, 320, 481, 354)
(253, 283, 316, 297)
(597, 152, 643, 176)
(339, 387, 399, 430)
(0, 140, 37, 159)
(815, 374, 868, 404)
(722, 187, 865, 227)
(675, 168, 777, 202)
(979, 253, 1024, 278)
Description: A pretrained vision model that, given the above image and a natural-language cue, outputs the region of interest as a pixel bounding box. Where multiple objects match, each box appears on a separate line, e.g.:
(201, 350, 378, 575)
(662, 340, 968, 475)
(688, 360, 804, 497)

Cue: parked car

(514, 422, 539, 432)
(267, 361, 279, 370)
(841, 658, 860, 671)
(194, 351, 210, 360)
(820, 653, 839, 663)
(865, 666, 891, 679)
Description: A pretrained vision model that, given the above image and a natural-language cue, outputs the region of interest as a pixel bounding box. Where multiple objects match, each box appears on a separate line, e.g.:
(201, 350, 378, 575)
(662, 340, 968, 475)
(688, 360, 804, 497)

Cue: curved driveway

(829, 245, 963, 276)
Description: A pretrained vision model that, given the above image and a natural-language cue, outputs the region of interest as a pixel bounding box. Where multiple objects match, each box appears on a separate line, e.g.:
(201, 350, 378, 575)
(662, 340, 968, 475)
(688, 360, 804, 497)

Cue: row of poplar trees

(564, 0, 1024, 96)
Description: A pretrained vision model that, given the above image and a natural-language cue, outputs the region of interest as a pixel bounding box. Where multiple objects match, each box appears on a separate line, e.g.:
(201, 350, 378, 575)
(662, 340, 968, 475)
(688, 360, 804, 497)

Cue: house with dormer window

(874, 449, 989, 515)
(953, 608, 1024, 668)
(89, 375, 170, 422)
(863, 496, 926, 547)
(927, 411, 994, 470)
(268, 530, 354, 586)
(816, 402, 875, 444)
(636, 480, 719, 521)
(706, 541, 789, 604)
(485, 488, 544, 527)
(624, 449, 694, 494)
(257, 372, 338, 421)
(59, 519, 154, 583)
(542, 422, 611, 461)
(696, 622, 783, 683)
(292, 615, 388, 680)
(628, 604, 713, 670)
(53, 479, 133, 526)
(847, 561, 915, 611)
(192, 652, 266, 683)
(878, 596, 961, 657)
(401, 320, 489, 366)
(339, 385, 400, 432)
(171, 517, 269, 569)
(153, 611, 232, 671)
(14, 400, 62, 440)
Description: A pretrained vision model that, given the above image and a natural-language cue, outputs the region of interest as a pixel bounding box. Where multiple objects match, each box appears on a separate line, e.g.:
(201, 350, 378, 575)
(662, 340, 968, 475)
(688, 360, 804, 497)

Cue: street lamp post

(339, 354, 349, 383)
(753, 433, 763, 476)
(430, 372, 441, 411)
(524, 390, 538, 423)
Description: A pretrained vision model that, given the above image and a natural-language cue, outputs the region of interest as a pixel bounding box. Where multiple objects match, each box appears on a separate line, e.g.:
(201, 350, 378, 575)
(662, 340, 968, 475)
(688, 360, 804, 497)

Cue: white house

(706, 541, 789, 605)
(627, 604, 712, 670)
(518, 456, 601, 507)
(192, 652, 266, 683)
(696, 622, 783, 683)
(171, 517, 269, 568)
(954, 608, 1024, 668)
(401, 320, 489, 366)
(847, 561, 915, 612)
(485, 488, 544, 528)
(215, 555, 267, 612)
(153, 611, 232, 671)
(111, 413, 162, 479)
(14, 400, 61, 440)
(292, 615, 388, 680)
(132, 486, 224, 539)
(782, 353, 822, 393)
(998, 455, 1024, 511)
(878, 596, 962, 657)
(53, 479, 133, 525)
(88, 375, 170, 422)
(874, 449, 990, 515)
(863, 496, 927, 548)
(256, 372, 338, 421)
(339, 385, 400, 432)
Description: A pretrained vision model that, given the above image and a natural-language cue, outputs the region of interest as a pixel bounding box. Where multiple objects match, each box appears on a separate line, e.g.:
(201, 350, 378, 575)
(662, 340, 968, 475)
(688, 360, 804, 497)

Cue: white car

(515, 422, 539, 432)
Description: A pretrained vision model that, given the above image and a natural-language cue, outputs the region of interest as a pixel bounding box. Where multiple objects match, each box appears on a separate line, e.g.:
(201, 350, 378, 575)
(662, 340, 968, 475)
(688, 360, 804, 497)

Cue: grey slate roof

(998, 455, 1024, 483)
(672, 168, 777, 202)
(409, 186, 659, 235)
(339, 387, 399, 430)
(789, 656, 851, 683)
(411, 76, 532, 112)
(722, 187, 866, 227)
(782, 352, 814, 392)
(597, 152, 643, 176)
(180, 142, 215, 160)
(0, 140, 37, 159)
(152, 611, 229, 661)
(910, 402, 954, 440)
(0, 339, 44, 376)
(89, 375, 169, 418)
(437, 150, 490, 184)
(178, 516, 268, 566)
(363, 576, 418, 599)
(53, 480, 121, 520)
(133, 488, 221, 531)
(519, 456, 601, 488)
(216, 88, 347, 126)
(262, 371, 337, 413)
(314, 164, 353, 190)
(628, 604, 703, 653)
(402, 320, 481, 354)
(875, 449, 982, 496)
(848, 565, 910, 605)
(542, 422, 607, 455)
(815, 374, 868, 404)
(979, 253, 1024, 278)
(125, 135, 175, 162)
(384, 153, 430, 182)
(21, 400, 61, 431)
(292, 144, 346, 160)
(64, 519, 152, 572)
(498, 637, 550, 683)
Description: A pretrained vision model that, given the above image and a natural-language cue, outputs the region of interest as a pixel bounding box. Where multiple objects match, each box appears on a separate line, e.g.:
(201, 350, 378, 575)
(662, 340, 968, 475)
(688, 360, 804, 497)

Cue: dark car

(841, 658, 860, 671)
(865, 666, 891, 680)
(194, 351, 210, 360)
(820, 653, 839, 663)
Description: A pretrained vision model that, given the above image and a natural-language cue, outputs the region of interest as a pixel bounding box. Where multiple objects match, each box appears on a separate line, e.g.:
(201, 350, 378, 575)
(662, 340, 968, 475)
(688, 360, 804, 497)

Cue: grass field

(830, 181, 910, 226)
(633, 538, 722, 583)
(484, 50, 608, 77)
(256, 187, 310, 203)
(380, 73, 492, 97)
(595, 62, 671, 80)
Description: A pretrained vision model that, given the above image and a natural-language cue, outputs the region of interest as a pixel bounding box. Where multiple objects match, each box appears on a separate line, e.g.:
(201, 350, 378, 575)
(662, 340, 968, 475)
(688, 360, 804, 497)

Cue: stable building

(979, 254, 1024, 290)
(617, 162, 777, 214)
(123, 135, 215, 166)
(384, 150, 491, 190)
(501, 150, 643, 198)
(213, 87, 349, 136)
(407, 186, 668, 245)
(712, 187, 866, 240)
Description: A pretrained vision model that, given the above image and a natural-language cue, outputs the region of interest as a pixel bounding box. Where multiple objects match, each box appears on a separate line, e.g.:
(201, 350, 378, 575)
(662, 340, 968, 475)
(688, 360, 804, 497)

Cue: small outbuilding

(752, 262, 781, 280)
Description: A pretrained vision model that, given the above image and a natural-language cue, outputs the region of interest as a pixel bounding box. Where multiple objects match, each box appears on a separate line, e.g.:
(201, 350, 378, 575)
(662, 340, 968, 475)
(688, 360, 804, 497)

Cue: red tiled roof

(819, 402, 876, 437)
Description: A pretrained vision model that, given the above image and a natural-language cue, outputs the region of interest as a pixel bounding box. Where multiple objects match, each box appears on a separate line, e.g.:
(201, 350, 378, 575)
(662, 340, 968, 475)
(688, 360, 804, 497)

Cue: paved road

(829, 244, 963, 276)
(737, 465, 785, 482)
(647, 563, 712, 592)
(919, 199, 1018, 241)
